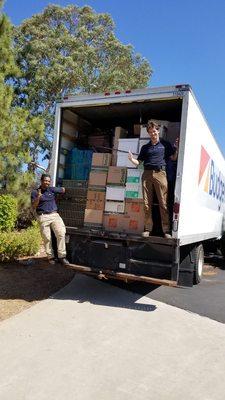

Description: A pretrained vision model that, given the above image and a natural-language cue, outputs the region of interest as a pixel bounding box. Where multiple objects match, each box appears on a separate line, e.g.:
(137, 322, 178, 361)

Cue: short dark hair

(41, 173, 51, 181)
(146, 121, 160, 130)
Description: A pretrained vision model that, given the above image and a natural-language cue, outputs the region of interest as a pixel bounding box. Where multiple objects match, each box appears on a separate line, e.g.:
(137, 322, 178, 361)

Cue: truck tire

(220, 236, 225, 259)
(192, 244, 204, 284)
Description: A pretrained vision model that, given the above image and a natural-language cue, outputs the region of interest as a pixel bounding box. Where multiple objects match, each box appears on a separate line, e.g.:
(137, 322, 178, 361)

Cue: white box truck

(49, 84, 225, 287)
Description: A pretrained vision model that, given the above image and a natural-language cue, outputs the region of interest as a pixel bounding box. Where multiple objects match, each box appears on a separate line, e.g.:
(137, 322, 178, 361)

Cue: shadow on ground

(51, 273, 157, 313)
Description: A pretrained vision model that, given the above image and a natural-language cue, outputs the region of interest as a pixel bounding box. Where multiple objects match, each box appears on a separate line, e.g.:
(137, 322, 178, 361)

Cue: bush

(0, 194, 18, 231)
(0, 222, 42, 261)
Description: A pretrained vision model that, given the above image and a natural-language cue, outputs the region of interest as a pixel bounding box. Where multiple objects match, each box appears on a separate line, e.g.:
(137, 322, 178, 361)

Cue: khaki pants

(142, 170, 170, 233)
(37, 212, 66, 259)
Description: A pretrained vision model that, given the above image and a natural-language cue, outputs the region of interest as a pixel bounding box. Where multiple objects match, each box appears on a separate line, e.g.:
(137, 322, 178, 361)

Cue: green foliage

(0, 222, 41, 261)
(0, 9, 44, 190)
(14, 4, 152, 155)
(0, 194, 18, 231)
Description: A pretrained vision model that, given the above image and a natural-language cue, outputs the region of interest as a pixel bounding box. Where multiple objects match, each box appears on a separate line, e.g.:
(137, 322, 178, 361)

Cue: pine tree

(0, 4, 44, 214)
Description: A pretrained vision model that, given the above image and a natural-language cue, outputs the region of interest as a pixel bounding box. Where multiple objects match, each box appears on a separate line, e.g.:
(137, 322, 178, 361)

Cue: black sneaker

(59, 258, 70, 265)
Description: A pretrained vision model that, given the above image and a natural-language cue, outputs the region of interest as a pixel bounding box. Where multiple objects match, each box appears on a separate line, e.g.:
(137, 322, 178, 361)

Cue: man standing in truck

(128, 121, 178, 238)
(31, 174, 69, 265)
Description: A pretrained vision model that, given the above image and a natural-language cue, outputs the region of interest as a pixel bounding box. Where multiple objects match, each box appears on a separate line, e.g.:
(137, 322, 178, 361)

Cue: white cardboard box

(106, 186, 125, 201)
(118, 138, 139, 153)
(117, 153, 137, 168)
(126, 168, 143, 184)
(125, 182, 143, 199)
(105, 201, 125, 213)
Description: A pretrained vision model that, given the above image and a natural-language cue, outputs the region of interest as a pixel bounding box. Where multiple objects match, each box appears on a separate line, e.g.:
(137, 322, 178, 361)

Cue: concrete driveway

(0, 273, 225, 400)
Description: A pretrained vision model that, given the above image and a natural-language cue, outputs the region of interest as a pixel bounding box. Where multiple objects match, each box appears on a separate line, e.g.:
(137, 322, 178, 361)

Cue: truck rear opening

(51, 90, 183, 286)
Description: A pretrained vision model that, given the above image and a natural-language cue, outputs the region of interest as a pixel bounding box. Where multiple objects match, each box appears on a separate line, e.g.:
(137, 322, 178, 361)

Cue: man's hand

(128, 150, 139, 167)
(38, 189, 42, 198)
(128, 150, 133, 161)
(174, 137, 179, 149)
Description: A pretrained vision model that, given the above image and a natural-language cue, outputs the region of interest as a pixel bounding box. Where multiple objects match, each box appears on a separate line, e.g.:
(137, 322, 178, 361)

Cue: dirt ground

(0, 248, 76, 322)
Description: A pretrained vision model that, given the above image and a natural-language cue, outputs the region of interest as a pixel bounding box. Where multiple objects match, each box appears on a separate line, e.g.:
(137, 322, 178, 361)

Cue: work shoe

(142, 231, 151, 238)
(164, 233, 172, 239)
(59, 258, 70, 265)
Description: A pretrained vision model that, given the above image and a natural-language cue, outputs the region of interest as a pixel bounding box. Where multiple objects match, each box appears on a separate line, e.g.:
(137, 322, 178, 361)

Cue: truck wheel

(192, 244, 204, 284)
(220, 237, 225, 259)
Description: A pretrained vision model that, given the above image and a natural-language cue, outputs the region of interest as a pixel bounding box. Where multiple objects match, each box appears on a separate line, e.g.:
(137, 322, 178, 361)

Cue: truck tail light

(173, 202, 180, 216)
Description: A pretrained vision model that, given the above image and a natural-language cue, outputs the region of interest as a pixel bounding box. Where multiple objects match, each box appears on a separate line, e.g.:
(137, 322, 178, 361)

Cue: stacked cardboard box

(105, 166, 127, 213)
(117, 138, 139, 168)
(84, 153, 111, 227)
(103, 199, 145, 234)
(125, 169, 143, 199)
(123, 199, 145, 234)
(112, 127, 128, 166)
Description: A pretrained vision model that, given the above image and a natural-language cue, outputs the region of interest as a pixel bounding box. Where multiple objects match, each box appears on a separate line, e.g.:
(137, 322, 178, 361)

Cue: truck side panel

(177, 92, 225, 244)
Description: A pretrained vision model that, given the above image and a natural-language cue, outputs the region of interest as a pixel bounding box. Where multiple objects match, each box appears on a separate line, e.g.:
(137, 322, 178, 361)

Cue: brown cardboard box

(92, 153, 111, 168)
(84, 209, 103, 226)
(133, 124, 141, 136)
(107, 166, 127, 185)
(103, 213, 125, 232)
(125, 199, 144, 216)
(123, 214, 144, 234)
(86, 189, 105, 210)
(89, 169, 108, 187)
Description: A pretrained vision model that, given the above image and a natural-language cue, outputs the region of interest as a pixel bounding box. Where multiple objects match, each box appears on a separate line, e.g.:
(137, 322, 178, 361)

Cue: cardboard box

(103, 213, 126, 232)
(125, 183, 143, 199)
(84, 209, 103, 226)
(89, 169, 108, 187)
(105, 201, 125, 213)
(123, 214, 144, 234)
(112, 127, 128, 166)
(118, 138, 139, 153)
(86, 189, 105, 210)
(107, 166, 127, 186)
(125, 199, 144, 216)
(116, 153, 137, 168)
(133, 124, 141, 136)
(106, 186, 125, 201)
(126, 169, 143, 184)
(91, 153, 111, 168)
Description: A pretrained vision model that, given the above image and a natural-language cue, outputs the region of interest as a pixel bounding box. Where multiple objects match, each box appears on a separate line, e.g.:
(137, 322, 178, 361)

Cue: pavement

(0, 274, 225, 400)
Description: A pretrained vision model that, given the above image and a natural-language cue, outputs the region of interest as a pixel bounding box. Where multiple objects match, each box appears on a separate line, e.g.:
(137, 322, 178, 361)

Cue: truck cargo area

(52, 93, 183, 285)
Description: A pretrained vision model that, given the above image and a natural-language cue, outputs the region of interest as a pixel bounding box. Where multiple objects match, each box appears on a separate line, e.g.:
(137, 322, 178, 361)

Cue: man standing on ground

(31, 174, 69, 265)
(128, 121, 178, 238)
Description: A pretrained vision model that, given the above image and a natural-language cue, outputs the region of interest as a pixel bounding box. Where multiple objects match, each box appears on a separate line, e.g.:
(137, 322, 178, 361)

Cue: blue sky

(4, 0, 225, 156)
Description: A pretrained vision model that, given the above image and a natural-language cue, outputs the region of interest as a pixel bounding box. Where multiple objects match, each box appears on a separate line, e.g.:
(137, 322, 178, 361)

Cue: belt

(37, 211, 57, 216)
(144, 165, 166, 171)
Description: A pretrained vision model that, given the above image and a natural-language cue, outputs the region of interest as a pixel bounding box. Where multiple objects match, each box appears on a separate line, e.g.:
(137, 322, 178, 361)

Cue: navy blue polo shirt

(138, 139, 175, 168)
(31, 187, 64, 214)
